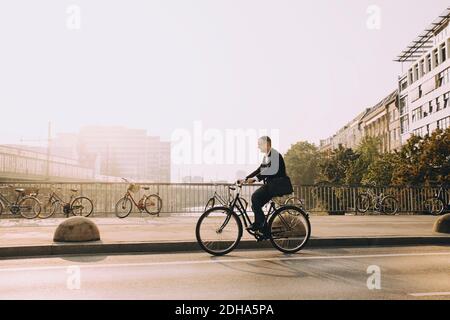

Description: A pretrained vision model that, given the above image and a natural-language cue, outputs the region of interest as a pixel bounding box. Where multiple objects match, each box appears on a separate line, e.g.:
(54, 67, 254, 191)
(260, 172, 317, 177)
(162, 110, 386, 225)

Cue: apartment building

(395, 8, 450, 140)
(51, 126, 171, 182)
(361, 90, 400, 153)
(319, 90, 400, 153)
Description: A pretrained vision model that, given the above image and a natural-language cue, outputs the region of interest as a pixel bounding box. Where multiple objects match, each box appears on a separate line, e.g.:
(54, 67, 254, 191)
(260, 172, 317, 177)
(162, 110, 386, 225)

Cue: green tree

(318, 144, 358, 184)
(284, 141, 320, 185)
(346, 136, 381, 185)
(362, 152, 397, 186)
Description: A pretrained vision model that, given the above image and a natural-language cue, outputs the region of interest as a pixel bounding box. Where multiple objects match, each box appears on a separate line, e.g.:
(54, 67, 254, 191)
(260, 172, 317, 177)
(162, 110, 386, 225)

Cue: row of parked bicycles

(0, 178, 163, 219)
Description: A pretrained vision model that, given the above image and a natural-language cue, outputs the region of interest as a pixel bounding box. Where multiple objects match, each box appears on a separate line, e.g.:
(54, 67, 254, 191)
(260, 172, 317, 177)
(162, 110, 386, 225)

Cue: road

(0, 245, 449, 300)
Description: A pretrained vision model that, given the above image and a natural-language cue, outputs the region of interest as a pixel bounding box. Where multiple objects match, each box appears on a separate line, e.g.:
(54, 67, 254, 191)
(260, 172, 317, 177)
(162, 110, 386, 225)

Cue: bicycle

(115, 178, 162, 218)
(196, 181, 311, 256)
(356, 189, 398, 215)
(40, 186, 94, 218)
(423, 184, 449, 216)
(204, 184, 248, 212)
(0, 185, 41, 219)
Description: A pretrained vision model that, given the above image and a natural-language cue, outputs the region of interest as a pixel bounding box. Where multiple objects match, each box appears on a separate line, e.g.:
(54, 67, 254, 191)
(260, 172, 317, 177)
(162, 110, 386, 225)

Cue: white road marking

(0, 251, 450, 272)
(409, 292, 450, 297)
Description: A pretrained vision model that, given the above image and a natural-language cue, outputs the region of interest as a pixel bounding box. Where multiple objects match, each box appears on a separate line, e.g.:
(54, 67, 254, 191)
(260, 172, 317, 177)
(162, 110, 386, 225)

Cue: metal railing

(0, 182, 447, 216)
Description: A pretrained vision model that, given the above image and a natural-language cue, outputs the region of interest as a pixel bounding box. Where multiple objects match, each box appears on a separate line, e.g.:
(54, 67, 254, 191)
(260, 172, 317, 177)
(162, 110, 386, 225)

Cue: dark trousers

(251, 184, 273, 226)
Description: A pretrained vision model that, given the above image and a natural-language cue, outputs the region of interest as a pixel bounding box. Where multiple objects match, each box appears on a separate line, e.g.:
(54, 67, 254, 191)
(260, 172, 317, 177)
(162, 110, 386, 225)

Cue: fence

(0, 182, 448, 216)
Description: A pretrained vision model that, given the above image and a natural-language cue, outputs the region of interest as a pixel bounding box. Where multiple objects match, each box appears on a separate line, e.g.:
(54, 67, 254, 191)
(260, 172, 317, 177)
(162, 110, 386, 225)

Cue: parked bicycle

(0, 185, 41, 219)
(196, 181, 311, 256)
(423, 184, 449, 216)
(40, 186, 94, 218)
(115, 178, 162, 218)
(356, 189, 398, 215)
(204, 184, 248, 212)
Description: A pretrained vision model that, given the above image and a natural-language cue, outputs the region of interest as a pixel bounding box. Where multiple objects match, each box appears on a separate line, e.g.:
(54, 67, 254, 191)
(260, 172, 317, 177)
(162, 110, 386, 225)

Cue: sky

(0, 0, 448, 181)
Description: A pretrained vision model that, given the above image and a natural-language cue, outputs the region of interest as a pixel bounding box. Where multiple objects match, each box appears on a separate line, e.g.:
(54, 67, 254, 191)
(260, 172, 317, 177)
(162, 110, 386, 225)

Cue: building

(319, 90, 401, 153)
(395, 8, 450, 140)
(52, 126, 171, 182)
(361, 90, 400, 153)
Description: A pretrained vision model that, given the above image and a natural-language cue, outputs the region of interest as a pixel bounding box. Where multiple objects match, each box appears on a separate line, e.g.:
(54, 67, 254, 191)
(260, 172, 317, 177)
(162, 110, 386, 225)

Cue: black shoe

(246, 223, 263, 232)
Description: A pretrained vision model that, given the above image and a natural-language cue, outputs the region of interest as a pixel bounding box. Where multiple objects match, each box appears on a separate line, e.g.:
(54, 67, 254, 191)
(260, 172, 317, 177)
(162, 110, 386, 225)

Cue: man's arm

(246, 166, 261, 182)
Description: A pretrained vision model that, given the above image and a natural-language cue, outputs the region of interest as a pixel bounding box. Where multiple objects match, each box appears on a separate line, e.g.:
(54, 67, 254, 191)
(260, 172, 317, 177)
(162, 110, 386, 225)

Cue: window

(440, 43, 447, 63)
(399, 96, 408, 115)
(400, 78, 408, 92)
(400, 115, 409, 134)
(408, 69, 413, 84)
(433, 49, 439, 68)
(429, 100, 434, 114)
(444, 92, 449, 109)
(419, 60, 425, 77)
(437, 116, 450, 130)
(412, 106, 423, 123)
(414, 64, 419, 81)
(436, 97, 442, 111)
(426, 54, 432, 72)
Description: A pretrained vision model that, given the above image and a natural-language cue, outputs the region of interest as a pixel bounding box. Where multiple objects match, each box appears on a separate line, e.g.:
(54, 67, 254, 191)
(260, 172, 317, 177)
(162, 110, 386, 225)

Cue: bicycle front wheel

(269, 206, 311, 254)
(144, 194, 162, 215)
(356, 194, 370, 214)
(71, 197, 94, 217)
(39, 199, 58, 219)
(381, 196, 398, 215)
(196, 207, 242, 256)
(424, 198, 445, 216)
(204, 198, 215, 212)
(18, 197, 41, 219)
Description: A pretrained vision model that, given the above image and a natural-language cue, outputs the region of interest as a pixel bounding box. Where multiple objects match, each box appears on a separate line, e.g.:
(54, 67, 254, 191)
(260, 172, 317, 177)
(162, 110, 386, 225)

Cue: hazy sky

(0, 1, 448, 181)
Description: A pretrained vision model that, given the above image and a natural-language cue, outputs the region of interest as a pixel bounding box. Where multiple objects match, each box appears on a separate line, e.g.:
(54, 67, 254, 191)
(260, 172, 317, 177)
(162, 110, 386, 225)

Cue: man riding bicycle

(238, 136, 293, 232)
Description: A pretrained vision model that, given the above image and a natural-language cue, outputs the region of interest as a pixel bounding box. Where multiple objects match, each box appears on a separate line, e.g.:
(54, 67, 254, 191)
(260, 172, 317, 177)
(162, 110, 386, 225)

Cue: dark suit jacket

(246, 148, 287, 185)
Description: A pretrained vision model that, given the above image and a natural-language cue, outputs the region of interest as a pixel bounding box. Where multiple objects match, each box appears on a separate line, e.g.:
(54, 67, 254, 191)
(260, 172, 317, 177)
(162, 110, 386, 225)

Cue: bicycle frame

(225, 185, 276, 231)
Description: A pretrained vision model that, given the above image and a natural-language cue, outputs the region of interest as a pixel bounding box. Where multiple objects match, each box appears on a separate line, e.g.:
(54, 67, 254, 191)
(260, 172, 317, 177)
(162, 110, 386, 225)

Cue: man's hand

(237, 178, 256, 185)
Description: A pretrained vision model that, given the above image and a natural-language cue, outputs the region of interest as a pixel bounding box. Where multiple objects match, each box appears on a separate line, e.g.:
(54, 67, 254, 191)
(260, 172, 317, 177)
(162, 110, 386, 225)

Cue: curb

(0, 236, 449, 259)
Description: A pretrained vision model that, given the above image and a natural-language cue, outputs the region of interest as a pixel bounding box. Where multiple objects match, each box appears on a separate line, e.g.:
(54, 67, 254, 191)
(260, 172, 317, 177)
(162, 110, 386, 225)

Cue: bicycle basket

(128, 184, 140, 193)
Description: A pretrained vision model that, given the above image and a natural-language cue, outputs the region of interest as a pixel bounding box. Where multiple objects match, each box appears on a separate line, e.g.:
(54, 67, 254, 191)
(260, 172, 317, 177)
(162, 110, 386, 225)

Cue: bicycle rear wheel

(196, 207, 242, 256)
(18, 197, 41, 219)
(71, 196, 94, 217)
(115, 197, 133, 218)
(39, 199, 58, 219)
(381, 196, 398, 215)
(424, 198, 445, 216)
(284, 196, 303, 207)
(144, 194, 162, 215)
(268, 206, 311, 254)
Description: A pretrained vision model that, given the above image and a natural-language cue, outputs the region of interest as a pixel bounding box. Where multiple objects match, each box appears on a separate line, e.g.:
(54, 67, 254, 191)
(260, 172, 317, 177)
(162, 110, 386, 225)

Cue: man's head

(257, 136, 272, 153)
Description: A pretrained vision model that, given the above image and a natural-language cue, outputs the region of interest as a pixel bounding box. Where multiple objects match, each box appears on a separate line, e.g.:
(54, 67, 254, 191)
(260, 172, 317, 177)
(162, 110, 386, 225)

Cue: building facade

(52, 126, 171, 182)
(396, 8, 450, 140)
(319, 91, 400, 153)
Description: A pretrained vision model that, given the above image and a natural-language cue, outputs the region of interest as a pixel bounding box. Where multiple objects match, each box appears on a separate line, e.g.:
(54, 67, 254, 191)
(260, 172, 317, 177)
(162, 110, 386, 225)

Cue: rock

(433, 213, 450, 234)
(53, 216, 100, 242)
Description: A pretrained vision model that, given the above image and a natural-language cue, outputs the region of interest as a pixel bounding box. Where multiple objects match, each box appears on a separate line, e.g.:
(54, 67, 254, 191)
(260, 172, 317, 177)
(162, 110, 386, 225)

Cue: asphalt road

(0, 245, 449, 300)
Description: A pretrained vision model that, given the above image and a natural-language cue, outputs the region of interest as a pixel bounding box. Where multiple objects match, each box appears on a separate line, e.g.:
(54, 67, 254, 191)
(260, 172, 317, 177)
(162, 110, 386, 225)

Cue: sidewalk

(0, 215, 449, 258)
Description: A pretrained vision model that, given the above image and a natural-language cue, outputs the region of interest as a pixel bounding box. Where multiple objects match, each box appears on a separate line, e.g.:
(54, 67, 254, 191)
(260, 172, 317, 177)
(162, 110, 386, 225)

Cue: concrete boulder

(433, 213, 450, 234)
(54, 216, 100, 242)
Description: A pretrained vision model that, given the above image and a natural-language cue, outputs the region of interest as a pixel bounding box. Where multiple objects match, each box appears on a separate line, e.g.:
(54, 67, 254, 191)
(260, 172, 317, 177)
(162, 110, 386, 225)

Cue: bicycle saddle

(15, 188, 25, 193)
(142, 187, 150, 191)
(70, 188, 78, 193)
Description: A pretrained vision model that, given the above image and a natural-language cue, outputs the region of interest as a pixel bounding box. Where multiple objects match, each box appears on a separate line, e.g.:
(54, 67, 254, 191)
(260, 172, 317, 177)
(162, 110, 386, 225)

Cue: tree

(362, 152, 397, 186)
(317, 144, 358, 184)
(391, 128, 450, 186)
(346, 136, 381, 185)
(284, 141, 320, 185)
